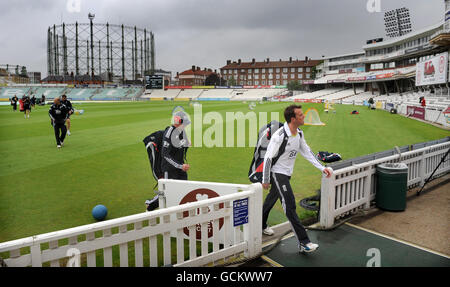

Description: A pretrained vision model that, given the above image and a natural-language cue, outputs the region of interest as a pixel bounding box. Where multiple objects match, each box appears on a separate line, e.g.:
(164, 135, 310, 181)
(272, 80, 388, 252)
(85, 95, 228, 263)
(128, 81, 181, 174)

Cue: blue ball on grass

(92, 204, 108, 221)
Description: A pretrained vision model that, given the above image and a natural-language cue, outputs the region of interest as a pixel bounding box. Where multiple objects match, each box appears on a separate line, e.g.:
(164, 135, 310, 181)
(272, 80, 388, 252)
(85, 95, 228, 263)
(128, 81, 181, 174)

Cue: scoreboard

(145, 75, 164, 89)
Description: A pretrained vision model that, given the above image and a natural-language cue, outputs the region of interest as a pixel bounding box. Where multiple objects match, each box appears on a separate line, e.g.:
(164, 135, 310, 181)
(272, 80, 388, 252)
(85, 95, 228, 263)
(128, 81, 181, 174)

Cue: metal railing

(319, 141, 450, 228)
(0, 182, 262, 267)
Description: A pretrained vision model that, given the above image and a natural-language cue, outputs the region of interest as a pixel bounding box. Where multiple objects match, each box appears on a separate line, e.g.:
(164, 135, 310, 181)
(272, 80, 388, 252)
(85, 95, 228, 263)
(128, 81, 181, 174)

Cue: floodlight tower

(88, 13, 95, 76)
(445, 0, 450, 32)
(384, 7, 412, 38)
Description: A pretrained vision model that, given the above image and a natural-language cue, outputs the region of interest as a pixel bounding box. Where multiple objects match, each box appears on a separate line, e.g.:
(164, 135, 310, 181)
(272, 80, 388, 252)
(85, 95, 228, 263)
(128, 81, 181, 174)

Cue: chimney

(197, 66, 200, 71)
(227, 60, 231, 65)
(266, 58, 269, 63)
(305, 56, 308, 63)
(204, 67, 206, 71)
(238, 59, 241, 65)
(289, 57, 292, 63)
(252, 58, 255, 64)
(192, 65, 195, 71)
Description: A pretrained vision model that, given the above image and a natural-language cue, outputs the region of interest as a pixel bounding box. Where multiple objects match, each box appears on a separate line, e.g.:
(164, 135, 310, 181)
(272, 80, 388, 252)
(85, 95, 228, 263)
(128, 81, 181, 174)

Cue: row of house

(174, 57, 320, 87)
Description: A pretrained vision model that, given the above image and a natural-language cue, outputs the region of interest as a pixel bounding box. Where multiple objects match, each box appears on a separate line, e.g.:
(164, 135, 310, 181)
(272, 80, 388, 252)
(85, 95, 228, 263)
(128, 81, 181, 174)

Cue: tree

(310, 66, 317, 80)
(227, 76, 236, 86)
(287, 80, 302, 91)
(310, 61, 323, 80)
(205, 73, 224, 86)
(20, 66, 28, 77)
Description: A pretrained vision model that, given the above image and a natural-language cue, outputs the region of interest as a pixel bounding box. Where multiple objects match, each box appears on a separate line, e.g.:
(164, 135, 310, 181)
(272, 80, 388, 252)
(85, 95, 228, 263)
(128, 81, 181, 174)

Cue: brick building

(220, 57, 321, 86)
(175, 66, 217, 86)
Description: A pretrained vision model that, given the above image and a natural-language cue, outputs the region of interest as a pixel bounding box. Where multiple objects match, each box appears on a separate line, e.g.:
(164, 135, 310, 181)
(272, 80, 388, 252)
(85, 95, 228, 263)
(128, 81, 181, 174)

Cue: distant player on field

(61, 94, 74, 135)
(49, 97, 69, 148)
(31, 95, 36, 109)
(23, 96, 31, 119)
(11, 95, 18, 112)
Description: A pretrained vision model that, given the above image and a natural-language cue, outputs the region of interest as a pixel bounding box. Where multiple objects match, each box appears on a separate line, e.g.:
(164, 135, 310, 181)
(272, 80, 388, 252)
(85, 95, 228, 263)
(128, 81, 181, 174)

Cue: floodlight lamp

(88, 13, 95, 21)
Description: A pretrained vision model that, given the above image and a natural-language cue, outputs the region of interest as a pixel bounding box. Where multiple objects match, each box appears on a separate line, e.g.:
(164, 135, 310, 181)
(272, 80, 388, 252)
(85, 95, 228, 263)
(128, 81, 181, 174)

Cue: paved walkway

(246, 173, 450, 267)
(350, 173, 450, 256)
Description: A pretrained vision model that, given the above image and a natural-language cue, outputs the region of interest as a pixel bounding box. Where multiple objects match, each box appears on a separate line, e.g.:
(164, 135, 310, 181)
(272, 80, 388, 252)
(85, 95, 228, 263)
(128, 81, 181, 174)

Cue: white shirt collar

(283, 122, 300, 137)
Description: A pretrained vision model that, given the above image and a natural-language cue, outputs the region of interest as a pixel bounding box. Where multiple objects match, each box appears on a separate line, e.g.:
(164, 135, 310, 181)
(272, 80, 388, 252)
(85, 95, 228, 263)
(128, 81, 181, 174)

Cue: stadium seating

(0, 87, 30, 98)
(197, 89, 233, 99)
(91, 88, 125, 100)
(127, 87, 145, 98)
(0, 85, 145, 102)
(86, 87, 143, 100)
(141, 89, 181, 99)
(291, 88, 344, 100)
(342, 91, 376, 105)
(32, 87, 66, 99)
(230, 88, 284, 101)
(66, 88, 96, 100)
(317, 89, 361, 101)
(176, 89, 204, 99)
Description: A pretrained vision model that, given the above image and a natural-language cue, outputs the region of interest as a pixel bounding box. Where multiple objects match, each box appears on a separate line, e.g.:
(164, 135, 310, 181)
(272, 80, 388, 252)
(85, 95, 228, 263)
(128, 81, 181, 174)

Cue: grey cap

(174, 111, 191, 126)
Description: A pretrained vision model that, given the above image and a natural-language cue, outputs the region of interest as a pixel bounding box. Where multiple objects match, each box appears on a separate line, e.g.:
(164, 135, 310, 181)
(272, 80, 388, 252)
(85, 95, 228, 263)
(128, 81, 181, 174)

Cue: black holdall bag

(248, 121, 291, 183)
(317, 151, 342, 163)
(143, 128, 167, 181)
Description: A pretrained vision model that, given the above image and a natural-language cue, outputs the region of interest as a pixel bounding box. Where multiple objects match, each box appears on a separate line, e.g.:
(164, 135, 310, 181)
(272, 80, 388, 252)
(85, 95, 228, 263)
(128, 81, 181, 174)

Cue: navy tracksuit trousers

(262, 172, 310, 246)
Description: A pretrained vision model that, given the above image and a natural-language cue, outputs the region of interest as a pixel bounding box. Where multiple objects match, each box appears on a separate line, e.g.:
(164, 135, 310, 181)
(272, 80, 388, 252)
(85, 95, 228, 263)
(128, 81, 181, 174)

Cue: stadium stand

(127, 87, 145, 98)
(90, 87, 143, 100)
(291, 88, 344, 100)
(0, 87, 30, 98)
(176, 89, 203, 100)
(0, 85, 145, 102)
(317, 88, 362, 101)
(91, 88, 125, 100)
(140, 88, 285, 101)
(176, 89, 204, 99)
(32, 87, 66, 99)
(197, 89, 234, 100)
(230, 88, 285, 101)
(342, 91, 377, 105)
(141, 89, 181, 100)
(231, 89, 262, 101)
(66, 88, 96, 100)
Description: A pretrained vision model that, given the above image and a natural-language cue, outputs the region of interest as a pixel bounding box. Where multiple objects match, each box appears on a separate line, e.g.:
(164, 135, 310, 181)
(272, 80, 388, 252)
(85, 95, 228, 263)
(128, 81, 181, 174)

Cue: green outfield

(0, 100, 448, 243)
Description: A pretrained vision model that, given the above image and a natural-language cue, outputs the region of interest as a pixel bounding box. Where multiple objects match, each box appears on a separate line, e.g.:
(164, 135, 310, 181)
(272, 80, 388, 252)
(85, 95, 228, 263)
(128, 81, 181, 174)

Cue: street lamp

(88, 13, 95, 77)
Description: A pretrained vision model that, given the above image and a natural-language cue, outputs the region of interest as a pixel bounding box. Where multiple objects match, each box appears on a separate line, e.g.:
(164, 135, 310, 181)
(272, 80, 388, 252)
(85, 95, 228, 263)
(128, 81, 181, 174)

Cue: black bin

(376, 163, 408, 211)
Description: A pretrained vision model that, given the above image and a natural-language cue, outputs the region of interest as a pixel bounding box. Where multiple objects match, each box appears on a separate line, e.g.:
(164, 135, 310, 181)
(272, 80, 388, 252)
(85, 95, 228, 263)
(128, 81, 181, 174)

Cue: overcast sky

(0, 0, 445, 77)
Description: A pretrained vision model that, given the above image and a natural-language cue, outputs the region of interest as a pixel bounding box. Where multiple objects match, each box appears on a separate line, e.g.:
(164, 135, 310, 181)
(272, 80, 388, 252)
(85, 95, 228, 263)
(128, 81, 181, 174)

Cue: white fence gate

(0, 181, 262, 267)
(320, 141, 450, 228)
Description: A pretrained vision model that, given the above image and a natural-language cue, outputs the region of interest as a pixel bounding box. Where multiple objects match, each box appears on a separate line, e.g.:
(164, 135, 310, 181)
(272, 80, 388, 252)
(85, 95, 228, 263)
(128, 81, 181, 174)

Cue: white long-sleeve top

(262, 122, 325, 184)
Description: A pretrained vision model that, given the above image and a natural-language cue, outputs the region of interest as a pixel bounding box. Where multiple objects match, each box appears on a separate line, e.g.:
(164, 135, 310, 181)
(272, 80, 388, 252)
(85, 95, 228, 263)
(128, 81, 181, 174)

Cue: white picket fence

(320, 141, 450, 228)
(0, 182, 262, 267)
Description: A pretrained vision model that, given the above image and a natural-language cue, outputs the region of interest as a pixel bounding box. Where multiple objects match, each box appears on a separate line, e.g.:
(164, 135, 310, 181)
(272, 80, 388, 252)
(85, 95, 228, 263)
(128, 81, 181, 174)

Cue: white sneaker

(57, 145, 61, 149)
(263, 226, 274, 236)
(61, 141, 64, 146)
(300, 242, 319, 253)
(67, 130, 71, 136)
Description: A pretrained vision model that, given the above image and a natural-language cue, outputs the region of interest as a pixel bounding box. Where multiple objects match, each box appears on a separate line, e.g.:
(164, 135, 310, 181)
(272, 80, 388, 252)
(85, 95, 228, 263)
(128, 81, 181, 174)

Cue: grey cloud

(0, 0, 445, 76)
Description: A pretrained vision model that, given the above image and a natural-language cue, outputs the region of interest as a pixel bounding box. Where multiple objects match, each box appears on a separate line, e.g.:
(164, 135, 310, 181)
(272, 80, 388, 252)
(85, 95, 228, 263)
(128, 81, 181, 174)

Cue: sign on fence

(233, 198, 249, 227)
(158, 179, 249, 243)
